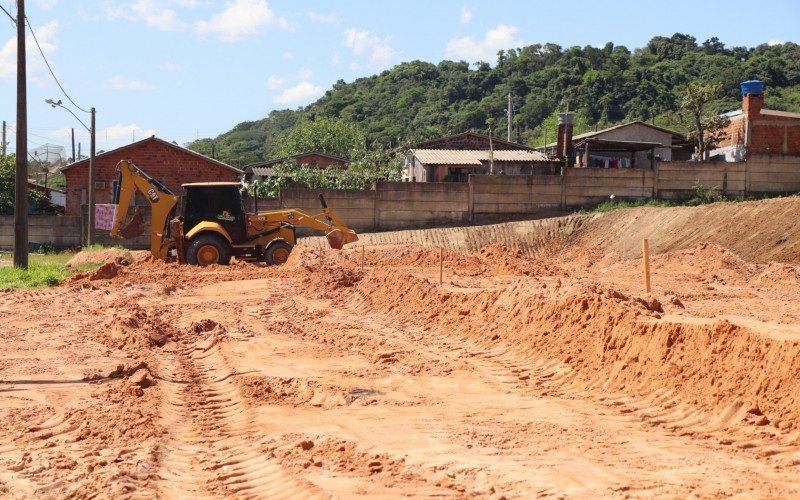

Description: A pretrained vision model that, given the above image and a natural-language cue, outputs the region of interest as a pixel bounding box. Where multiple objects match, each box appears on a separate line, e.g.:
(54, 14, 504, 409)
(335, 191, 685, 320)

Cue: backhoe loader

(109, 160, 358, 265)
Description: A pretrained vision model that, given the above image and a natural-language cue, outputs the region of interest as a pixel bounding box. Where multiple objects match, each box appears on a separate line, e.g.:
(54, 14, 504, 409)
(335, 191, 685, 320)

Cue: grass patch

(0, 262, 71, 288)
(82, 244, 125, 252)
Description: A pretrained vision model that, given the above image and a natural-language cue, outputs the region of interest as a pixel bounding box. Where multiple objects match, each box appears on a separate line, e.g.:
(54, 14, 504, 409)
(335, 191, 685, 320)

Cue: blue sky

(1, 0, 798, 158)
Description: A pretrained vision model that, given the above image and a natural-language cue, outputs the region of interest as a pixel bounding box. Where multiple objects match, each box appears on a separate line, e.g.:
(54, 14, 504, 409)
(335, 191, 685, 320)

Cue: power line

(24, 14, 89, 113)
(0, 3, 14, 24)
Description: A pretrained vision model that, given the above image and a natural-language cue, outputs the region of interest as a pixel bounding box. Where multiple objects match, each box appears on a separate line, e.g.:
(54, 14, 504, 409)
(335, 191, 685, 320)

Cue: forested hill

(187, 34, 800, 167)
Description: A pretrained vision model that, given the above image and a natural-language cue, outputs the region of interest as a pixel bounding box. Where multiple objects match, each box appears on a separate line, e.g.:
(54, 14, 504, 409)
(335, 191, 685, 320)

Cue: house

(27, 182, 66, 210)
(61, 136, 241, 216)
(712, 80, 800, 161)
(542, 118, 691, 168)
(242, 152, 351, 182)
(405, 131, 558, 182)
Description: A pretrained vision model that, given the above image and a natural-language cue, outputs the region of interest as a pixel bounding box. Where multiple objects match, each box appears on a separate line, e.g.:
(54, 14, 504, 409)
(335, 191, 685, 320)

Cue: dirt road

(2, 201, 800, 497)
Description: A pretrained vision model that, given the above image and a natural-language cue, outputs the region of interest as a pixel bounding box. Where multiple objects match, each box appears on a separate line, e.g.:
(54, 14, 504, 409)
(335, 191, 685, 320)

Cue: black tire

(264, 240, 293, 266)
(186, 233, 232, 266)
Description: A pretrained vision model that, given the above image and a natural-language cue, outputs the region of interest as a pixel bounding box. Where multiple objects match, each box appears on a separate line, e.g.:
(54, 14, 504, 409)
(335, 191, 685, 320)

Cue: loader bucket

(119, 207, 145, 239)
(326, 229, 359, 250)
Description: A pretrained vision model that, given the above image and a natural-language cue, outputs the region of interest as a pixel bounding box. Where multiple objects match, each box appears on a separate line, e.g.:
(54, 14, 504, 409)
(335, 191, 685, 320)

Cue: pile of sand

(341, 266, 800, 433)
(66, 248, 148, 267)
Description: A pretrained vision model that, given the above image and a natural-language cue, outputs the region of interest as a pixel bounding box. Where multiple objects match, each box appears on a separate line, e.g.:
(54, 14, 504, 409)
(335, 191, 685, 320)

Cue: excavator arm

(110, 160, 180, 259)
(246, 195, 358, 249)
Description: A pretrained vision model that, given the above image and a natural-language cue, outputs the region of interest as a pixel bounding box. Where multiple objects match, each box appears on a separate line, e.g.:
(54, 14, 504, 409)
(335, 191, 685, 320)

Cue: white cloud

(445, 24, 523, 62)
(331, 52, 340, 65)
(768, 39, 783, 46)
(343, 28, 398, 68)
(0, 20, 60, 87)
(107, 75, 156, 90)
(102, 0, 188, 31)
(308, 11, 339, 25)
(34, 0, 60, 10)
(132, 0, 187, 31)
(102, 123, 157, 142)
(273, 81, 323, 105)
(460, 6, 472, 24)
(266, 74, 286, 89)
(194, 0, 287, 42)
(282, 51, 294, 59)
(267, 67, 313, 90)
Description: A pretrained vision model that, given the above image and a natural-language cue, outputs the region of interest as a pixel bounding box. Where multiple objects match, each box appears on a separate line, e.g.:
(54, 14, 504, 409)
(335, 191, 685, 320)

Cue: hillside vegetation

(187, 34, 800, 167)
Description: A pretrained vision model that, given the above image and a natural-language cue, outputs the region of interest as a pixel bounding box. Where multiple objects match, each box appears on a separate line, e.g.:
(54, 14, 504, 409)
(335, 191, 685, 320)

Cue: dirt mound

(235, 375, 354, 408)
(304, 197, 800, 265)
(751, 262, 800, 289)
(66, 248, 146, 267)
(476, 243, 563, 277)
(653, 243, 755, 285)
(345, 267, 800, 432)
(99, 305, 178, 351)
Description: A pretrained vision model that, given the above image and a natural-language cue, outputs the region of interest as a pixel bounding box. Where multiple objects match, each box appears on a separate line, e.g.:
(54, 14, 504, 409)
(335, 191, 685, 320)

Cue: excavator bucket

(326, 229, 359, 250)
(119, 207, 145, 239)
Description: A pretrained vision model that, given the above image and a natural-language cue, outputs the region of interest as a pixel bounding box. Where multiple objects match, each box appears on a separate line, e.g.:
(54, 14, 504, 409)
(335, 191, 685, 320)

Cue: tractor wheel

(186, 233, 232, 266)
(264, 240, 293, 266)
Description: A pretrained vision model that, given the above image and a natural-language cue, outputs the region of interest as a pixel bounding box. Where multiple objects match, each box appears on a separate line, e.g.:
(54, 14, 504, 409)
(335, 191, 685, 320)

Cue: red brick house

(61, 136, 241, 216)
(713, 81, 800, 161)
(242, 152, 351, 182)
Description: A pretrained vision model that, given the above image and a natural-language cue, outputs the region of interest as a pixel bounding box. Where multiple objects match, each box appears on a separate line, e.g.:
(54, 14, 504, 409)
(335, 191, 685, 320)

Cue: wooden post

(439, 247, 443, 285)
(361, 245, 365, 271)
(642, 239, 651, 294)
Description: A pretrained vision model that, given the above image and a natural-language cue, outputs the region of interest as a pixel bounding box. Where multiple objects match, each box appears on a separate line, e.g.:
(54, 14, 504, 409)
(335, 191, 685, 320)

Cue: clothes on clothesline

(587, 155, 633, 168)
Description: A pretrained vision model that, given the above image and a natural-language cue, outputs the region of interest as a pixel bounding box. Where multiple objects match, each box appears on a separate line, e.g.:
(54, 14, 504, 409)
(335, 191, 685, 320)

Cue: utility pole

(2, 120, 6, 155)
(507, 92, 512, 141)
(487, 118, 495, 175)
(71, 127, 75, 162)
(77, 142, 81, 160)
(14, 0, 28, 268)
(88, 107, 95, 246)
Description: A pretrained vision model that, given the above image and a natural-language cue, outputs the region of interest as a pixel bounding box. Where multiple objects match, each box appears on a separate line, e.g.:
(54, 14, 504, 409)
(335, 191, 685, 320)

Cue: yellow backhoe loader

(109, 160, 358, 265)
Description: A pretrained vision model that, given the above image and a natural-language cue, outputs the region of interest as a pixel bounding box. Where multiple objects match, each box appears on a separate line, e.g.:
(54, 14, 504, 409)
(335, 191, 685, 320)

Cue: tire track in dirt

(314, 282, 800, 495)
(155, 324, 324, 499)
(343, 279, 800, 468)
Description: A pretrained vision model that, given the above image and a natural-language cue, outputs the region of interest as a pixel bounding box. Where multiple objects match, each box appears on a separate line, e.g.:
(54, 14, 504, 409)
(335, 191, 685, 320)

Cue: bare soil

(1, 198, 800, 498)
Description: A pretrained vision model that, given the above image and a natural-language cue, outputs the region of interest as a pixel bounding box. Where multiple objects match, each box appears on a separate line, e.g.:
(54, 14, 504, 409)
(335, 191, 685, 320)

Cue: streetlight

(46, 98, 96, 246)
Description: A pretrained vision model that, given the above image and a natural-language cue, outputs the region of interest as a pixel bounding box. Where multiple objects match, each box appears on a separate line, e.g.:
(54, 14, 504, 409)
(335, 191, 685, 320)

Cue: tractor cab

(182, 182, 247, 243)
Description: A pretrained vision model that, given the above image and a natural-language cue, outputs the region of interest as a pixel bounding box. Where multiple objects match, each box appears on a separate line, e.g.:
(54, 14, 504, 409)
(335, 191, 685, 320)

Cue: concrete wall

(281, 188, 376, 234)
(471, 174, 561, 214)
(0, 215, 81, 250)
(5, 155, 800, 250)
(377, 181, 469, 230)
(564, 168, 654, 206)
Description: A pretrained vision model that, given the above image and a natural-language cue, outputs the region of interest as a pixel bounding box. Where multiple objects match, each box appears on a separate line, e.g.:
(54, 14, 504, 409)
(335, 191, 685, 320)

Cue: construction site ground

(2, 196, 800, 498)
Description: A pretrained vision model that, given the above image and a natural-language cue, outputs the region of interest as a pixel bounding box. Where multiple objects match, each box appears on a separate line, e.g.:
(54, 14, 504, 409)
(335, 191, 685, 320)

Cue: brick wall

(63, 137, 240, 216)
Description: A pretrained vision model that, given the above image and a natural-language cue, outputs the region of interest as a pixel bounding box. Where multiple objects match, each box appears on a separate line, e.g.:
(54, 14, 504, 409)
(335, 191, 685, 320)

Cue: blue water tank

(740, 80, 765, 95)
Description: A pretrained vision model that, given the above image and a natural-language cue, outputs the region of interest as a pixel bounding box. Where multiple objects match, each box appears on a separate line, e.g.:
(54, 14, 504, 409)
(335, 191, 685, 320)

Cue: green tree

(0, 154, 45, 215)
(275, 118, 366, 160)
(187, 36, 800, 164)
(679, 82, 730, 159)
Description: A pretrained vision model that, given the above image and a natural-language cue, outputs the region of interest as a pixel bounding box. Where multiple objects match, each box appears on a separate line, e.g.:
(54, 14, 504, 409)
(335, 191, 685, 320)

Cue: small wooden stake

(439, 247, 444, 285)
(642, 239, 651, 294)
(361, 245, 365, 271)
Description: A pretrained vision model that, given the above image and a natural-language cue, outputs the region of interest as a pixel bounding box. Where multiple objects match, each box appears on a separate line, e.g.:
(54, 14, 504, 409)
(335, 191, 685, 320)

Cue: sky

(0, 0, 798, 159)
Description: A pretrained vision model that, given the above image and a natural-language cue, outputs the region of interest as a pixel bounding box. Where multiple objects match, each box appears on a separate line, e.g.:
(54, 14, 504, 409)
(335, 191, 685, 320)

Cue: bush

(688, 180, 723, 205)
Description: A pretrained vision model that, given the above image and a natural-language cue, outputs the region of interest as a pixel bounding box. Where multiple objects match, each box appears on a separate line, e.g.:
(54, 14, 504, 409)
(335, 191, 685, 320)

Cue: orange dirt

(2, 200, 800, 497)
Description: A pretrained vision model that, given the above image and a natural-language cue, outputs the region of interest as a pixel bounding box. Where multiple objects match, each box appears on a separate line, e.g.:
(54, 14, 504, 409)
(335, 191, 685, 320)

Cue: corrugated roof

(412, 149, 550, 165)
(543, 121, 686, 148)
